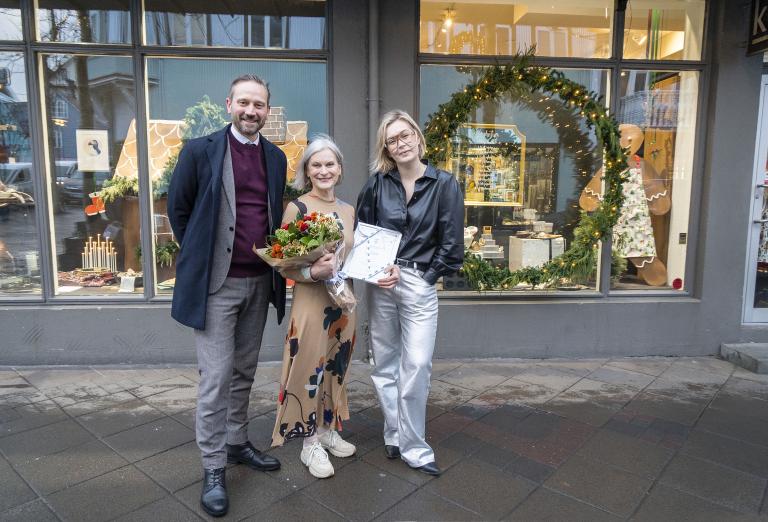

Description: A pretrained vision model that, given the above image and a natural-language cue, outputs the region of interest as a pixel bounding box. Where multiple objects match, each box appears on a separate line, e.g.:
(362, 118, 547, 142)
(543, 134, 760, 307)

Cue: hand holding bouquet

(253, 211, 356, 312)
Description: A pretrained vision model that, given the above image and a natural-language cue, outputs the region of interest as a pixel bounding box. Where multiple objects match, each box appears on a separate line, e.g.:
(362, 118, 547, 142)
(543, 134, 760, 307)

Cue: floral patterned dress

(271, 195, 356, 447)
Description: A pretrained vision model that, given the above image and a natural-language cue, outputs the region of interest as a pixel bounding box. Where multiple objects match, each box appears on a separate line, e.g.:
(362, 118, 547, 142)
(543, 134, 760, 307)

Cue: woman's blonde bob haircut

(370, 110, 426, 174)
(292, 133, 344, 190)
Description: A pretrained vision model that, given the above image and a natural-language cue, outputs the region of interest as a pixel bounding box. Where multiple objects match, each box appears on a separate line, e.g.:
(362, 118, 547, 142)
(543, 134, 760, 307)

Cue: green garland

(424, 51, 628, 291)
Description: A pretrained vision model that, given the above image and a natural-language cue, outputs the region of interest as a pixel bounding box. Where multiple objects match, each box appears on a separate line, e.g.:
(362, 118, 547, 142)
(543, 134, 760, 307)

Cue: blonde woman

(270, 135, 357, 478)
(356, 110, 463, 476)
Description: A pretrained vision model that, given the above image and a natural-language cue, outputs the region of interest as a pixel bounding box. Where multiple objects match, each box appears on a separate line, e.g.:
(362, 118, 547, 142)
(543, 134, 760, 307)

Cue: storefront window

(41, 54, 140, 295)
(420, 65, 608, 292)
(610, 69, 698, 291)
(144, 0, 326, 48)
(623, 0, 705, 61)
(38, 0, 131, 44)
(0, 1, 23, 40)
(419, 1, 613, 58)
(0, 52, 40, 295)
(145, 57, 327, 294)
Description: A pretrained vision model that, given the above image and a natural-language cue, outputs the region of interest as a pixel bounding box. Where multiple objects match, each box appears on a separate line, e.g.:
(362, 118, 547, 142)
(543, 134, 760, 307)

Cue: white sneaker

(300, 441, 334, 478)
(319, 430, 357, 458)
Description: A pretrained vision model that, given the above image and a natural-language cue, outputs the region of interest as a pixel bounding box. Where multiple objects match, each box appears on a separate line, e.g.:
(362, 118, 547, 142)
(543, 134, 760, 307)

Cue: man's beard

(233, 115, 263, 137)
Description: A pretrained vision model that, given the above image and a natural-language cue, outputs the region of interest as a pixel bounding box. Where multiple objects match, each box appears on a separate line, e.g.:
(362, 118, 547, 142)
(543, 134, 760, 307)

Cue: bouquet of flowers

(254, 211, 356, 311)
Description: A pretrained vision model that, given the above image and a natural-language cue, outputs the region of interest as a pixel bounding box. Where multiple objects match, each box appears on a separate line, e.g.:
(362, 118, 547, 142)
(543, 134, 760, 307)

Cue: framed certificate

(342, 223, 401, 283)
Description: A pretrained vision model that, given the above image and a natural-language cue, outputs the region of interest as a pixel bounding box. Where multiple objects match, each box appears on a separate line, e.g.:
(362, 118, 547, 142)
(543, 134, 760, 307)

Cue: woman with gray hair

(269, 134, 358, 479)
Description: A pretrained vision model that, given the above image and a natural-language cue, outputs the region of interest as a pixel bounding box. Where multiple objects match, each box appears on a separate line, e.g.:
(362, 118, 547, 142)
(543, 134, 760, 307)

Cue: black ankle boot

(201, 467, 228, 517)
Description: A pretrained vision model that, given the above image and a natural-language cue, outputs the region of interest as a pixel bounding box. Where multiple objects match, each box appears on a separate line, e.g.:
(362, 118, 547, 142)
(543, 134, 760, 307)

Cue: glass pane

(38, 0, 131, 44)
(0, 0, 23, 40)
(420, 65, 609, 292)
(611, 70, 699, 291)
(146, 57, 328, 294)
(144, 0, 326, 48)
(41, 54, 140, 296)
(623, 0, 705, 60)
(0, 53, 41, 295)
(419, 0, 613, 58)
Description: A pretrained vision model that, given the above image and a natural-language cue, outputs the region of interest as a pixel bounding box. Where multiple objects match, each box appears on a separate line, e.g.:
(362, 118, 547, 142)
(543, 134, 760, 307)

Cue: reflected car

(61, 170, 112, 204)
(0, 163, 35, 206)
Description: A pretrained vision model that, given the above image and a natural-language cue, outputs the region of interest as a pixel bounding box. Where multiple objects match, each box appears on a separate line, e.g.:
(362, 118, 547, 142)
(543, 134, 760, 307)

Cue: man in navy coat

(168, 74, 286, 517)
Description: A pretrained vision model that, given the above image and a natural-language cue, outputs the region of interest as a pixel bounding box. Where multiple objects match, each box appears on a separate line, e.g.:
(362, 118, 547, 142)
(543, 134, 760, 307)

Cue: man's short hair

(229, 74, 271, 104)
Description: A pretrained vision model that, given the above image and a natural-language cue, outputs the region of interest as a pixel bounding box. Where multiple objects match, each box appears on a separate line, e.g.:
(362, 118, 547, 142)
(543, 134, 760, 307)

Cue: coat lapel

(206, 126, 229, 206)
(221, 142, 236, 218)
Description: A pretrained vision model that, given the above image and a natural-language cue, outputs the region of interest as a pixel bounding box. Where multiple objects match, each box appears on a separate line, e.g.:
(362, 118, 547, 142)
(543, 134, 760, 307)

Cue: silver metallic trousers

(194, 274, 271, 469)
(368, 267, 438, 467)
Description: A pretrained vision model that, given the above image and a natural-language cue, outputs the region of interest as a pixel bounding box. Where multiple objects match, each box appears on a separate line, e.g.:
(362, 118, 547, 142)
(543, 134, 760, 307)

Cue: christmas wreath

(424, 51, 628, 291)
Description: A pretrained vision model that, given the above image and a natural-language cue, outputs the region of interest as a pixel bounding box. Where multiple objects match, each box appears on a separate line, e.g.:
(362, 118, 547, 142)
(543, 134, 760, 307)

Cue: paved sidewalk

(1, 357, 768, 521)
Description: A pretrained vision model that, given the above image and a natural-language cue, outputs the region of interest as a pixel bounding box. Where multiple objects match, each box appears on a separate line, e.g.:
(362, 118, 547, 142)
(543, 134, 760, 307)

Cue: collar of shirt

(384, 160, 438, 181)
(229, 124, 261, 146)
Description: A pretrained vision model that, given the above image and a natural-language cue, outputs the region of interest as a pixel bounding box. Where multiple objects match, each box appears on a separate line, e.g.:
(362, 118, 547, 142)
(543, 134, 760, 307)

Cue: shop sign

(749, 0, 768, 55)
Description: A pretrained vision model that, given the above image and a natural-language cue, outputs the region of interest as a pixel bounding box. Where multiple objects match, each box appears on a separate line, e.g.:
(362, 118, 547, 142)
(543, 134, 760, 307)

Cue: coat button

(229, 226, 234, 231)
(227, 247, 232, 253)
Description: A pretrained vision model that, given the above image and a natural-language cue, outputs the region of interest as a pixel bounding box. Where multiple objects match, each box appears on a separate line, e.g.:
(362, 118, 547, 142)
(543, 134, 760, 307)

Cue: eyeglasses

(385, 129, 417, 149)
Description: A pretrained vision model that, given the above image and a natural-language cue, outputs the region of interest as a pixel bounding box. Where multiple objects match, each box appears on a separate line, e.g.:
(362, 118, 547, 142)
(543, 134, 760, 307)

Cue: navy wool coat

(167, 125, 287, 330)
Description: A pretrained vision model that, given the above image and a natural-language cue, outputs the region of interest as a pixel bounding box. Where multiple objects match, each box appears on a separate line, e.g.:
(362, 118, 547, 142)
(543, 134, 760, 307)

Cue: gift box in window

(508, 233, 565, 270)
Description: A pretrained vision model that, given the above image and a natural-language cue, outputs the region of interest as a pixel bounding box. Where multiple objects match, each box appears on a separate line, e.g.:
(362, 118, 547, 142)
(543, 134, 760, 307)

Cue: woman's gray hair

(292, 134, 344, 190)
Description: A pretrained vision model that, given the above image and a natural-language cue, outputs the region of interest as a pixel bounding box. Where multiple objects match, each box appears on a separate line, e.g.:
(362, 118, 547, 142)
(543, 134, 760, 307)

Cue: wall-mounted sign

(749, 0, 768, 55)
(75, 129, 109, 172)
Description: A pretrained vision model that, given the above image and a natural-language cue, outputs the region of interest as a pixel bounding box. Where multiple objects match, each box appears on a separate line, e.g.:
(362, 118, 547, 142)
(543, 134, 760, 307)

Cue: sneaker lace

(309, 442, 329, 463)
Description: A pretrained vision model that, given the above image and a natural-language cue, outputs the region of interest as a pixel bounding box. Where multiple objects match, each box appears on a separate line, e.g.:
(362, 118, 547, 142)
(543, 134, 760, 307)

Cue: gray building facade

(0, 0, 766, 364)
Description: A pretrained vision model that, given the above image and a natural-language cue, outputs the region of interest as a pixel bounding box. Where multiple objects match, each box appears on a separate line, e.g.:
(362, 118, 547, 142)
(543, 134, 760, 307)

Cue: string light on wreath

(423, 50, 628, 291)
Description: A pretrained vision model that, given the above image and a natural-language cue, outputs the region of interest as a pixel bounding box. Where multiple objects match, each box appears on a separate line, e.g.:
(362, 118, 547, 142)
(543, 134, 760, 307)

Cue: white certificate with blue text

(343, 223, 402, 283)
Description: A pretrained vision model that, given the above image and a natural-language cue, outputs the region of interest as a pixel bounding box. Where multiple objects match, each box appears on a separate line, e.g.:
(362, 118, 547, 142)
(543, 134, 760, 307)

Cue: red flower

(298, 221, 309, 232)
(281, 223, 290, 230)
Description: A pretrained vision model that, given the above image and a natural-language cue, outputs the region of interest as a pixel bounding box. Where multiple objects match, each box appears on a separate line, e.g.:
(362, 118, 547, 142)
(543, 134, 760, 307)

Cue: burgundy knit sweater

(226, 132, 270, 277)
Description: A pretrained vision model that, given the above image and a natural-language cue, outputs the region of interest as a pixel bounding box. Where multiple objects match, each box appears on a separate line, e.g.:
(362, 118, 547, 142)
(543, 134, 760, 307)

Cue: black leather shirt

(356, 163, 464, 285)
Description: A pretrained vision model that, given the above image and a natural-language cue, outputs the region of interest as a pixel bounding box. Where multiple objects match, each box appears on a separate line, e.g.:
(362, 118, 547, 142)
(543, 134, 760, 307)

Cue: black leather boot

(226, 441, 281, 471)
(200, 467, 228, 517)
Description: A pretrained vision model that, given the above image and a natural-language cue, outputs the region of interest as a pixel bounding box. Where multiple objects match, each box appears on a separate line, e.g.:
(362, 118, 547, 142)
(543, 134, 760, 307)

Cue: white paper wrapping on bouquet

(508, 236, 565, 270)
(253, 240, 340, 272)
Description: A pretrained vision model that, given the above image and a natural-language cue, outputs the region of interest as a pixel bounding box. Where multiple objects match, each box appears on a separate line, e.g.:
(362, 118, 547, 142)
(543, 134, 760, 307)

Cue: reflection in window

(144, 0, 326, 48)
(145, 57, 328, 293)
(0, 53, 41, 295)
(0, 0, 22, 40)
(608, 70, 698, 290)
(420, 65, 608, 292)
(419, 1, 613, 58)
(38, 0, 131, 44)
(41, 54, 140, 295)
(623, 0, 705, 60)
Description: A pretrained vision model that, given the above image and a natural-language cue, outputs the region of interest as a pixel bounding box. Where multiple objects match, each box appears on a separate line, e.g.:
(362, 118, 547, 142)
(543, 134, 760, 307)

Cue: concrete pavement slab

(77, 399, 165, 438)
(134, 441, 201, 492)
(632, 484, 752, 522)
(545, 454, 652, 517)
(0, 499, 58, 522)
(681, 429, 768, 479)
(507, 487, 622, 521)
(240, 492, 344, 521)
(104, 416, 194, 463)
(302, 460, 416, 522)
(576, 429, 674, 480)
(14, 439, 127, 495)
(0, 418, 94, 466)
(660, 453, 766, 513)
(377, 489, 483, 521)
(0, 455, 37, 513)
(46, 465, 166, 522)
(425, 459, 535, 520)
